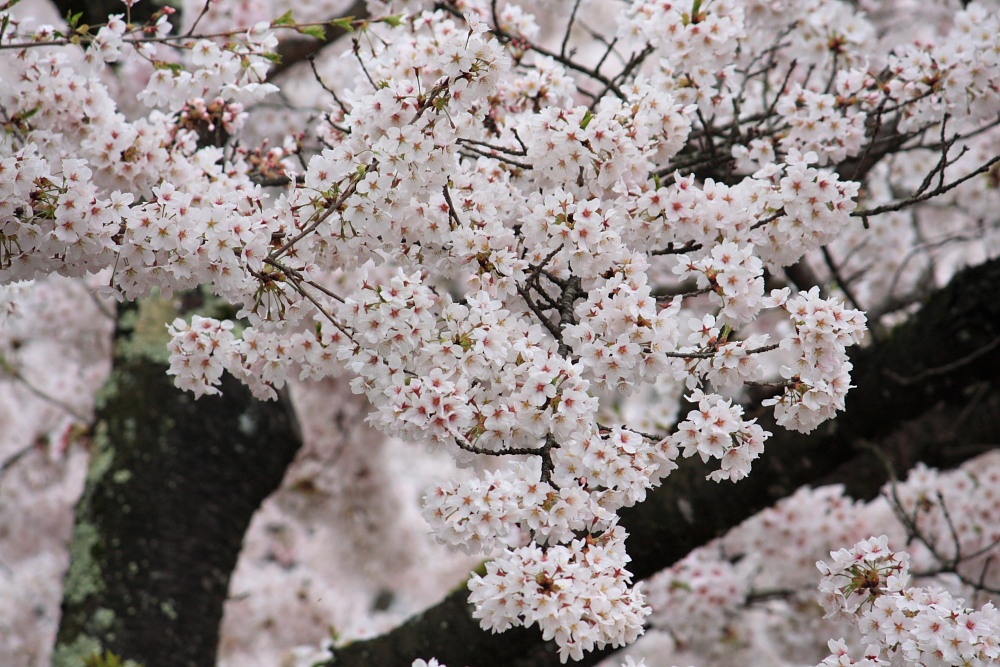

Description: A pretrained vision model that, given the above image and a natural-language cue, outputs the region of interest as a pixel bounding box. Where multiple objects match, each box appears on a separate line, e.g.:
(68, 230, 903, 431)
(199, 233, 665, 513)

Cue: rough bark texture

(324, 257, 1000, 667)
(52, 299, 302, 667)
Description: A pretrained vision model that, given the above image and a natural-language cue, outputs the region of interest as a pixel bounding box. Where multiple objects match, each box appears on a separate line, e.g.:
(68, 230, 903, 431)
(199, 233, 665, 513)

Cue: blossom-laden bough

(2, 0, 1000, 665)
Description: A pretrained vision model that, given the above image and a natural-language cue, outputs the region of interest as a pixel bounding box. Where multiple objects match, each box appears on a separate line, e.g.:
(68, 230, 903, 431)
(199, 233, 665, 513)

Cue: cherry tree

(1, 0, 1000, 666)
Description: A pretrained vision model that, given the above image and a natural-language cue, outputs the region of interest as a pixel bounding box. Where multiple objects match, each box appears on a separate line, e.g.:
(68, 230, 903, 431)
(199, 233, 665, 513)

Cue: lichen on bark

(54, 295, 303, 667)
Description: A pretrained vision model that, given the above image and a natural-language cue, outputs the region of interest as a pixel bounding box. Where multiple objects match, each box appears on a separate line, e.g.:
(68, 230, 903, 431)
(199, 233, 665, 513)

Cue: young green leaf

(330, 16, 355, 33)
(298, 24, 326, 40)
(272, 10, 295, 26)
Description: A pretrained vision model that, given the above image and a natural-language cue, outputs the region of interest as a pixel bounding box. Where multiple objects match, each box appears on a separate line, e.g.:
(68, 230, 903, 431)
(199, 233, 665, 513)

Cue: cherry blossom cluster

(169, 308, 330, 401)
(563, 259, 685, 392)
(813, 638, 889, 667)
(815, 536, 1000, 667)
(763, 287, 867, 433)
(617, 450, 1000, 667)
(424, 458, 611, 551)
(775, 86, 868, 166)
(730, 59, 880, 171)
(517, 87, 692, 193)
(177, 97, 248, 139)
(625, 154, 860, 277)
(422, 463, 546, 554)
(468, 525, 649, 663)
(137, 22, 278, 109)
(0, 17, 282, 292)
(817, 535, 910, 619)
(337, 277, 600, 452)
(85, 13, 129, 65)
(668, 389, 769, 482)
(618, 0, 744, 114)
(751, 151, 861, 269)
(0, 148, 129, 283)
(777, 0, 874, 71)
(702, 334, 771, 395)
(882, 3, 1000, 130)
(550, 426, 679, 511)
(166, 315, 238, 397)
(643, 548, 754, 654)
(3, 0, 1000, 665)
(679, 241, 765, 327)
(422, 426, 679, 559)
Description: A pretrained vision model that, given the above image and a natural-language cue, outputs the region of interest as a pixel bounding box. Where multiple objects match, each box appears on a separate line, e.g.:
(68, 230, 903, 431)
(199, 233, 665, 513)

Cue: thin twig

(853, 155, 1000, 220)
(882, 337, 1000, 386)
(560, 0, 584, 59)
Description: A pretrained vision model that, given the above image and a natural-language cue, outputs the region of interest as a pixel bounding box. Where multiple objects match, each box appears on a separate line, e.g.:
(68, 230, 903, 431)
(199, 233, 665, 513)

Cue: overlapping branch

(324, 255, 1000, 667)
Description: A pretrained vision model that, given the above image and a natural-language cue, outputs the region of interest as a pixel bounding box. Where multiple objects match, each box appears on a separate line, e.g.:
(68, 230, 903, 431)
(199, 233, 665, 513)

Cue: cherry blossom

(2, 0, 1000, 665)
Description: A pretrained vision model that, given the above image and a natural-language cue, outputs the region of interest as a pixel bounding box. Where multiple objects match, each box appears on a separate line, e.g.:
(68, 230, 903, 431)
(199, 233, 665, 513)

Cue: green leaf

(579, 109, 594, 130)
(153, 61, 183, 73)
(381, 14, 405, 27)
(330, 16, 355, 33)
(670, 580, 694, 593)
(297, 24, 326, 40)
(259, 51, 282, 63)
(272, 9, 295, 26)
(67, 10, 82, 28)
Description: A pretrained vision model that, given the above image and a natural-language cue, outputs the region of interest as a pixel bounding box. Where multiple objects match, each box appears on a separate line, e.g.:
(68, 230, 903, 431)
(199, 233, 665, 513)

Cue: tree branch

(324, 255, 1000, 667)
(265, 0, 368, 81)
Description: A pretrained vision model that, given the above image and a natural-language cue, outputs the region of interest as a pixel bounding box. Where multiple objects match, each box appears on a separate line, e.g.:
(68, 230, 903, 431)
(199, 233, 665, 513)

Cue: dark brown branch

(559, 0, 584, 59)
(442, 0, 626, 100)
(459, 144, 535, 170)
(821, 245, 864, 313)
(852, 154, 1000, 220)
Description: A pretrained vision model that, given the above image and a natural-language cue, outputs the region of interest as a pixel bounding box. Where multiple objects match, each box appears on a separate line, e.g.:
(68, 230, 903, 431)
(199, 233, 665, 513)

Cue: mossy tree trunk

(53, 299, 302, 667)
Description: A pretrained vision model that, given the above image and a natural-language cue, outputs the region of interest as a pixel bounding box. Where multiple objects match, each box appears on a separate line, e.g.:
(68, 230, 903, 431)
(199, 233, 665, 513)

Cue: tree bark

(324, 256, 1000, 667)
(52, 299, 302, 667)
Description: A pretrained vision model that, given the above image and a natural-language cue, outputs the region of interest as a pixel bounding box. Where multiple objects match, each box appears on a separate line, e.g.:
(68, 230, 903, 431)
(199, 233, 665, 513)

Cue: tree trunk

(53, 299, 302, 667)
